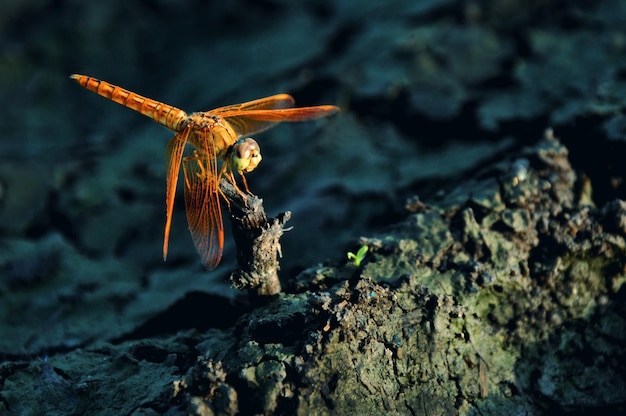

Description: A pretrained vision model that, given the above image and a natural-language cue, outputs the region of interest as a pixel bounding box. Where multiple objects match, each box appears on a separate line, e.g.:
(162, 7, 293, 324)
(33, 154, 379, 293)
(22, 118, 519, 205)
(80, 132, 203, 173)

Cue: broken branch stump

(220, 177, 290, 296)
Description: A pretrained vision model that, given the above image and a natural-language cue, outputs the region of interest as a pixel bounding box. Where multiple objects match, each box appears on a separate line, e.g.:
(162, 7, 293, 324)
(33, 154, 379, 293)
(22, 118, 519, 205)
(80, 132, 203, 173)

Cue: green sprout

(347, 245, 369, 267)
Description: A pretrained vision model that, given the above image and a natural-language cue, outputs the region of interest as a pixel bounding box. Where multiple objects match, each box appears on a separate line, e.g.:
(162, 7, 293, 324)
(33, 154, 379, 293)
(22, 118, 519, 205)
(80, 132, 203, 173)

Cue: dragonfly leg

(218, 166, 249, 205)
(218, 187, 231, 209)
(239, 172, 251, 194)
(228, 170, 249, 199)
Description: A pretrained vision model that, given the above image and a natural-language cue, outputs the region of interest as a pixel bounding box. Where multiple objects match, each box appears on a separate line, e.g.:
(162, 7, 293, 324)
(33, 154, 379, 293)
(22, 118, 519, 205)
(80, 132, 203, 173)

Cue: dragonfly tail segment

(70, 74, 188, 131)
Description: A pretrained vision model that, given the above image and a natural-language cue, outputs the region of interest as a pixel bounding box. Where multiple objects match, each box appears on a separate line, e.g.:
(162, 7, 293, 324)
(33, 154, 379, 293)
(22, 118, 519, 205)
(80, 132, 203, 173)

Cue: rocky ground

(1, 0, 625, 414)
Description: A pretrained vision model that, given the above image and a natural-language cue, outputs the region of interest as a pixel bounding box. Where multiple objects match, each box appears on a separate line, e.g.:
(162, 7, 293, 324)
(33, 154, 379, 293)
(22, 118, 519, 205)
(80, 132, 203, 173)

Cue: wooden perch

(219, 177, 290, 296)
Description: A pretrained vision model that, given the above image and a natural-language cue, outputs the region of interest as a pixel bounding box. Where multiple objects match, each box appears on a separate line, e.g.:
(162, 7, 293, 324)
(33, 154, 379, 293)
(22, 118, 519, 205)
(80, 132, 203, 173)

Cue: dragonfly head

(231, 137, 262, 173)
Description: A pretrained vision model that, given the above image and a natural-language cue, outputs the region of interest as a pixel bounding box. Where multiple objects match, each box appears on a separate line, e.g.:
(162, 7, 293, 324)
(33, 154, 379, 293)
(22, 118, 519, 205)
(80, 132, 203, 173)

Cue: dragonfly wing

(207, 94, 295, 138)
(221, 106, 340, 138)
(182, 134, 224, 270)
(163, 128, 191, 261)
(211, 94, 295, 113)
(208, 94, 338, 137)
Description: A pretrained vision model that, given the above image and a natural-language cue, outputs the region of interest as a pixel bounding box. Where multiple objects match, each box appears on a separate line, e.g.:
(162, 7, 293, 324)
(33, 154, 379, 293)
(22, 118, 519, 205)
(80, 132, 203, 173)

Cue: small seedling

(347, 245, 368, 267)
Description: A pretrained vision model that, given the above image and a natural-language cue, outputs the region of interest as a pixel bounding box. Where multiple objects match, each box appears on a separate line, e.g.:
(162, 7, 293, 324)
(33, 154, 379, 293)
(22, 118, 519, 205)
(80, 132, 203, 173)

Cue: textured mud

(2, 0, 626, 415)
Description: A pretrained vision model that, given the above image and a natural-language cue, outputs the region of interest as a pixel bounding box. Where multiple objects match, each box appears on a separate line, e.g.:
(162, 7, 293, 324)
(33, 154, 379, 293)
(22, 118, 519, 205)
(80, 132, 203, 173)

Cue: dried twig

(220, 177, 289, 296)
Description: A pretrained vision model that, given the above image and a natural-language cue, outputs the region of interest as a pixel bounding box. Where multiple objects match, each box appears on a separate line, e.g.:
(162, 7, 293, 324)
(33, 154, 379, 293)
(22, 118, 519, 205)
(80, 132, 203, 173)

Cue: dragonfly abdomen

(70, 74, 188, 131)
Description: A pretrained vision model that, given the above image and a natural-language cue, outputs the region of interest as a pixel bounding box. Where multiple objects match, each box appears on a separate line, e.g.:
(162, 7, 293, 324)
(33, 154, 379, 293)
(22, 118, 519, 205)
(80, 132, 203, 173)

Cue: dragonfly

(71, 74, 339, 269)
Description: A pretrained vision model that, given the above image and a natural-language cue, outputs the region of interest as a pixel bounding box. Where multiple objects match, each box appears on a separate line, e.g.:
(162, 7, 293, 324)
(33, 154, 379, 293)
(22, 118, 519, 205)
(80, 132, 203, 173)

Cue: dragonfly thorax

(185, 112, 239, 157)
(187, 112, 226, 129)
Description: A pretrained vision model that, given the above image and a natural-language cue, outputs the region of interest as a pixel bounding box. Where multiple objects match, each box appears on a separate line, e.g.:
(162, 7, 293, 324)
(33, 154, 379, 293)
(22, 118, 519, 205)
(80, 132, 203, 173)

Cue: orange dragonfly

(71, 74, 339, 269)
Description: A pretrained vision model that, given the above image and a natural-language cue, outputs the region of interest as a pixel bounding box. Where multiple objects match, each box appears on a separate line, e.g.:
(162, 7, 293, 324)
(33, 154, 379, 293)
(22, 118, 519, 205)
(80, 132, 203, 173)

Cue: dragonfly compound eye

(232, 137, 262, 172)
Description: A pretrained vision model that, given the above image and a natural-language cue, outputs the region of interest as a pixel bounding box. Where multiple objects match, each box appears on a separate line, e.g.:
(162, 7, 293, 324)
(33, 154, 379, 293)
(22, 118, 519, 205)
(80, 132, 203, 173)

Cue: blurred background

(1, 0, 625, 353)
